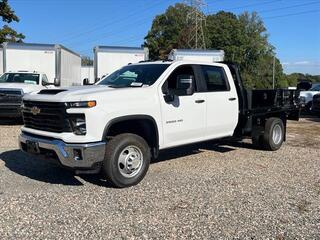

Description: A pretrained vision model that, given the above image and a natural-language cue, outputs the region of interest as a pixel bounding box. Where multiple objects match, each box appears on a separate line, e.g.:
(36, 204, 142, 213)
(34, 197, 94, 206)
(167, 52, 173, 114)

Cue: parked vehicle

(299, 83, 320, 111)
(168, 49, 225, 62)
(94, 46, 149, 81)
(19, 61, 300, 188)
(0, 42, 82, 118)
(312, 93, 320, 116)
(0, 71, 52, 117)
(0, 42, 82, 86)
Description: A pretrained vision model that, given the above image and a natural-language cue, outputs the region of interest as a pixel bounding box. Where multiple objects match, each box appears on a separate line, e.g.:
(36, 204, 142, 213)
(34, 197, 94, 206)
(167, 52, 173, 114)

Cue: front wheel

(102, 133, 151, 188)
(263, 117, 285, 151)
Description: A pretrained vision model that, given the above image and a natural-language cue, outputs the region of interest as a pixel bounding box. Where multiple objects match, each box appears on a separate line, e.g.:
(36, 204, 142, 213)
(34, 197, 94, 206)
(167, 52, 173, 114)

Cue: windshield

(0, 73, 40, 85)
(98, 64, 170, 87)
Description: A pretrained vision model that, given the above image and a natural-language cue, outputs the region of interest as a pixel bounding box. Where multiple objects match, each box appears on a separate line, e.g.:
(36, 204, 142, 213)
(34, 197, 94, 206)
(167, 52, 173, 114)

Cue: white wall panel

(60, 48, 81, 87)
(97, 51, 146, 79)
(81, 66, 94, 84)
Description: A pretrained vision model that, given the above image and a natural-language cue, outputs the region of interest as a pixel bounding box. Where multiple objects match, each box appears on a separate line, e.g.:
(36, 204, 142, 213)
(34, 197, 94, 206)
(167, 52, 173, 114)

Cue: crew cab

(0, 71, 52, 118)
(19, 61, 300, 187)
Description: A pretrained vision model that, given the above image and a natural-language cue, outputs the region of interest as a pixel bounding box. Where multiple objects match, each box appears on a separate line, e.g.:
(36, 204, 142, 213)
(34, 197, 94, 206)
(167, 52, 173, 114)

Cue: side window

(42, 74, 49, 86)
(201, 65, 229, 92)
(162, 65, 196, 93)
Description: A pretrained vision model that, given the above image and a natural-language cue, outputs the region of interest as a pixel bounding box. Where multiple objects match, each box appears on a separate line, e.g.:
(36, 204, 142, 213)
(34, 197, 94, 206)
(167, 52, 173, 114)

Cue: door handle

(228, 98, 237, 101)
(195, 99, 205, 103)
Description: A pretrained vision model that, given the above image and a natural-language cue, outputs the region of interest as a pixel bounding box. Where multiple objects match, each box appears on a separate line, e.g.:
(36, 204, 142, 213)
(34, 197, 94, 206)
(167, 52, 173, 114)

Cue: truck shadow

(0, 150, 84, 186)
(0, 140, 249, 187)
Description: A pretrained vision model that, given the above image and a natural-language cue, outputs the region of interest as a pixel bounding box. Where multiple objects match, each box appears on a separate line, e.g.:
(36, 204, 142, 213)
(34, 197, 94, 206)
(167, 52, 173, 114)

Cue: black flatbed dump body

(223, 62, 300, 137)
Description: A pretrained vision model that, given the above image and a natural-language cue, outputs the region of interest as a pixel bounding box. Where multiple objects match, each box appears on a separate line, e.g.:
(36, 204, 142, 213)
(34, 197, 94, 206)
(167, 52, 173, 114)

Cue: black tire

(262, 117, 284, 151)
(102, 133, 151, 188)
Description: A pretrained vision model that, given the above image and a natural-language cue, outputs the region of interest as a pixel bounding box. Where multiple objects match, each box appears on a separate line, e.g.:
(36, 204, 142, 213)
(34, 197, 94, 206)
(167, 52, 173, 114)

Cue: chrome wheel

(272, 124, 282, 145)
(118, 145, 143, 178)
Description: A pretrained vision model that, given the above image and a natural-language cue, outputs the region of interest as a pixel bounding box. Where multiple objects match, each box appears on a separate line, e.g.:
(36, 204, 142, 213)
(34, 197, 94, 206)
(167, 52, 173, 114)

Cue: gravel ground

(0, 117, 319, 239)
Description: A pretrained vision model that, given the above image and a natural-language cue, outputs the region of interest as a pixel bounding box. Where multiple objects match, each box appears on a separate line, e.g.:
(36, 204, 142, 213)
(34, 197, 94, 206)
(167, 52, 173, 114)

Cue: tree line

(144, 3, 319, 88)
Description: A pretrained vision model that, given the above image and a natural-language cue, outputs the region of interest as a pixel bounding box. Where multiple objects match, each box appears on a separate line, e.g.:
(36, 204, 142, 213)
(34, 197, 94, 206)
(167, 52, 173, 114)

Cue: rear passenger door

(200, 65, 239, 139)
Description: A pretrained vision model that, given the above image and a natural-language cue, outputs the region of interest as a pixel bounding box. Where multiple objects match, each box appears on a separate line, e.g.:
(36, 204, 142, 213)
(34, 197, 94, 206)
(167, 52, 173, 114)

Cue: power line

(264, 9, 320, 19)
(60, 0, 165, 43)
(258, 1, 320, 14)
(65, 15, 153, 47)
(218, 0, 281, 11)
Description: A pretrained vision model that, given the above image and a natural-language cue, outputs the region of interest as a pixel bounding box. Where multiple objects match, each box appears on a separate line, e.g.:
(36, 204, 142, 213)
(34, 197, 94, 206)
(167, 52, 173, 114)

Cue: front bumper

(19, 133, 106, 172)
(0, 104, 22, 117)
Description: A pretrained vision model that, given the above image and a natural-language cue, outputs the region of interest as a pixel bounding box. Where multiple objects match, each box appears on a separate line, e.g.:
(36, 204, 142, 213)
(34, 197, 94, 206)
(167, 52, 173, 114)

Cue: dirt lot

(0, 118, 319, 239)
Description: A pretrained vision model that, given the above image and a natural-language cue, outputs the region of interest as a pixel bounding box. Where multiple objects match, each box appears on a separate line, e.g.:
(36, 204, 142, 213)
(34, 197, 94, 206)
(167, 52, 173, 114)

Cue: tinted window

(164, 65, 196, 91)
(201, 65, 229, 91)
(98, 64, 170, 87)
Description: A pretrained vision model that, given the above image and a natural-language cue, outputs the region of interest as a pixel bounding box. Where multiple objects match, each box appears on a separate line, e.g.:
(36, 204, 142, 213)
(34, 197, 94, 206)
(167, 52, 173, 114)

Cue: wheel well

(104, 117, 159, 157)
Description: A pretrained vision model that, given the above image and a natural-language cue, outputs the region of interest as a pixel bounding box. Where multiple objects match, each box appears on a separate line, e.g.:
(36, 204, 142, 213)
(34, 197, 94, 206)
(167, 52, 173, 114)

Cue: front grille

(22, 101, 72, 133)
(0, 89, 23, 104)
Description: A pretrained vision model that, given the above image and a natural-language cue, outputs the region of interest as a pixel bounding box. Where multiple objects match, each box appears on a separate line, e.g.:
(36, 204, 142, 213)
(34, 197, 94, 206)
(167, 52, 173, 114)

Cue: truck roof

(130, 60, 227, 66)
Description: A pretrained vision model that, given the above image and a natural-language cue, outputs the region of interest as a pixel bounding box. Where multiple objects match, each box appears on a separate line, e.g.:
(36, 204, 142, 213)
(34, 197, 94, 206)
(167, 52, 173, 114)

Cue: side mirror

(95, 77, 100, 83)
(175, 74, 195, 96)
(83, 78, 90, 85)
(54, 78, 60, 87)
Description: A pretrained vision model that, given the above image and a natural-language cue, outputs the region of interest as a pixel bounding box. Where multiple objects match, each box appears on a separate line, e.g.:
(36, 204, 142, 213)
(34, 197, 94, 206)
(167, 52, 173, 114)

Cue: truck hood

(23, 85, 151, 102)
(0, 83, 42, 93)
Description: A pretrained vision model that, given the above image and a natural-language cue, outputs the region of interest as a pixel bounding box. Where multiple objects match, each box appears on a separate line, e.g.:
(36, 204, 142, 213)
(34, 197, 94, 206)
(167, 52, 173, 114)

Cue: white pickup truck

(19, 61, 300, 187)
(299, 83, 320, 111)
(0, 71, 52, 118)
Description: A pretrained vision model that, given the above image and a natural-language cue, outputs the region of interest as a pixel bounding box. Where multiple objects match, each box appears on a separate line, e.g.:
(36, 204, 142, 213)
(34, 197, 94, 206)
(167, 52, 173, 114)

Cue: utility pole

(272, 55, 276, 89)
(185, 0, 207, 49)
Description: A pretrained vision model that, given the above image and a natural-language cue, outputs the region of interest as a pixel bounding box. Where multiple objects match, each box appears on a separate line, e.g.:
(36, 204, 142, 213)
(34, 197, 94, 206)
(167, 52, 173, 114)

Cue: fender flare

(102, 114, 159, 148)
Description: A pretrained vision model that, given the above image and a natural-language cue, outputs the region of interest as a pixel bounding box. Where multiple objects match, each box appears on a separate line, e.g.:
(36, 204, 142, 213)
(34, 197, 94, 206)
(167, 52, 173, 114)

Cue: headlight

(66, 101, 96, 108)
(69, 114, 86, 135)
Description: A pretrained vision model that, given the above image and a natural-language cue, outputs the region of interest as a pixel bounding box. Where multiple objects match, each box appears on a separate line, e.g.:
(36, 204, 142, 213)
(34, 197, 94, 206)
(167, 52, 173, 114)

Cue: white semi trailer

(0, 42, 81, 87)
(94, 46, 149, 81)
(168, 49, 225, 62)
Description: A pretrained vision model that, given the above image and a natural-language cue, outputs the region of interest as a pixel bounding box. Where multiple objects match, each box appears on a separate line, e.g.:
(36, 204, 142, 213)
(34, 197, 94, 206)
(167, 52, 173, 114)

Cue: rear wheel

(102, 133, 151, 188)
(262, 117, 284, 151)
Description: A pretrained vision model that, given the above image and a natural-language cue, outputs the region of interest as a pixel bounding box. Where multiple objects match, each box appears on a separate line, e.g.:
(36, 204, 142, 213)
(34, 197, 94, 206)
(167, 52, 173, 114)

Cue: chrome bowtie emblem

(31, 106, 41, 115)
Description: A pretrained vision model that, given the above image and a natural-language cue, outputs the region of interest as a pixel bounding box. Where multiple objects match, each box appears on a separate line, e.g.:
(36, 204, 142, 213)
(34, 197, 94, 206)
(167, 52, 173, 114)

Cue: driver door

(160, 64, 207, 148)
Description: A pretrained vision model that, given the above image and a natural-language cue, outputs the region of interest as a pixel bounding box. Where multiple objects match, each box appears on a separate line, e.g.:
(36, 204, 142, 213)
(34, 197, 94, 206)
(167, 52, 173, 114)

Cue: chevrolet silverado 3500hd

(19, 61, 300, 187)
